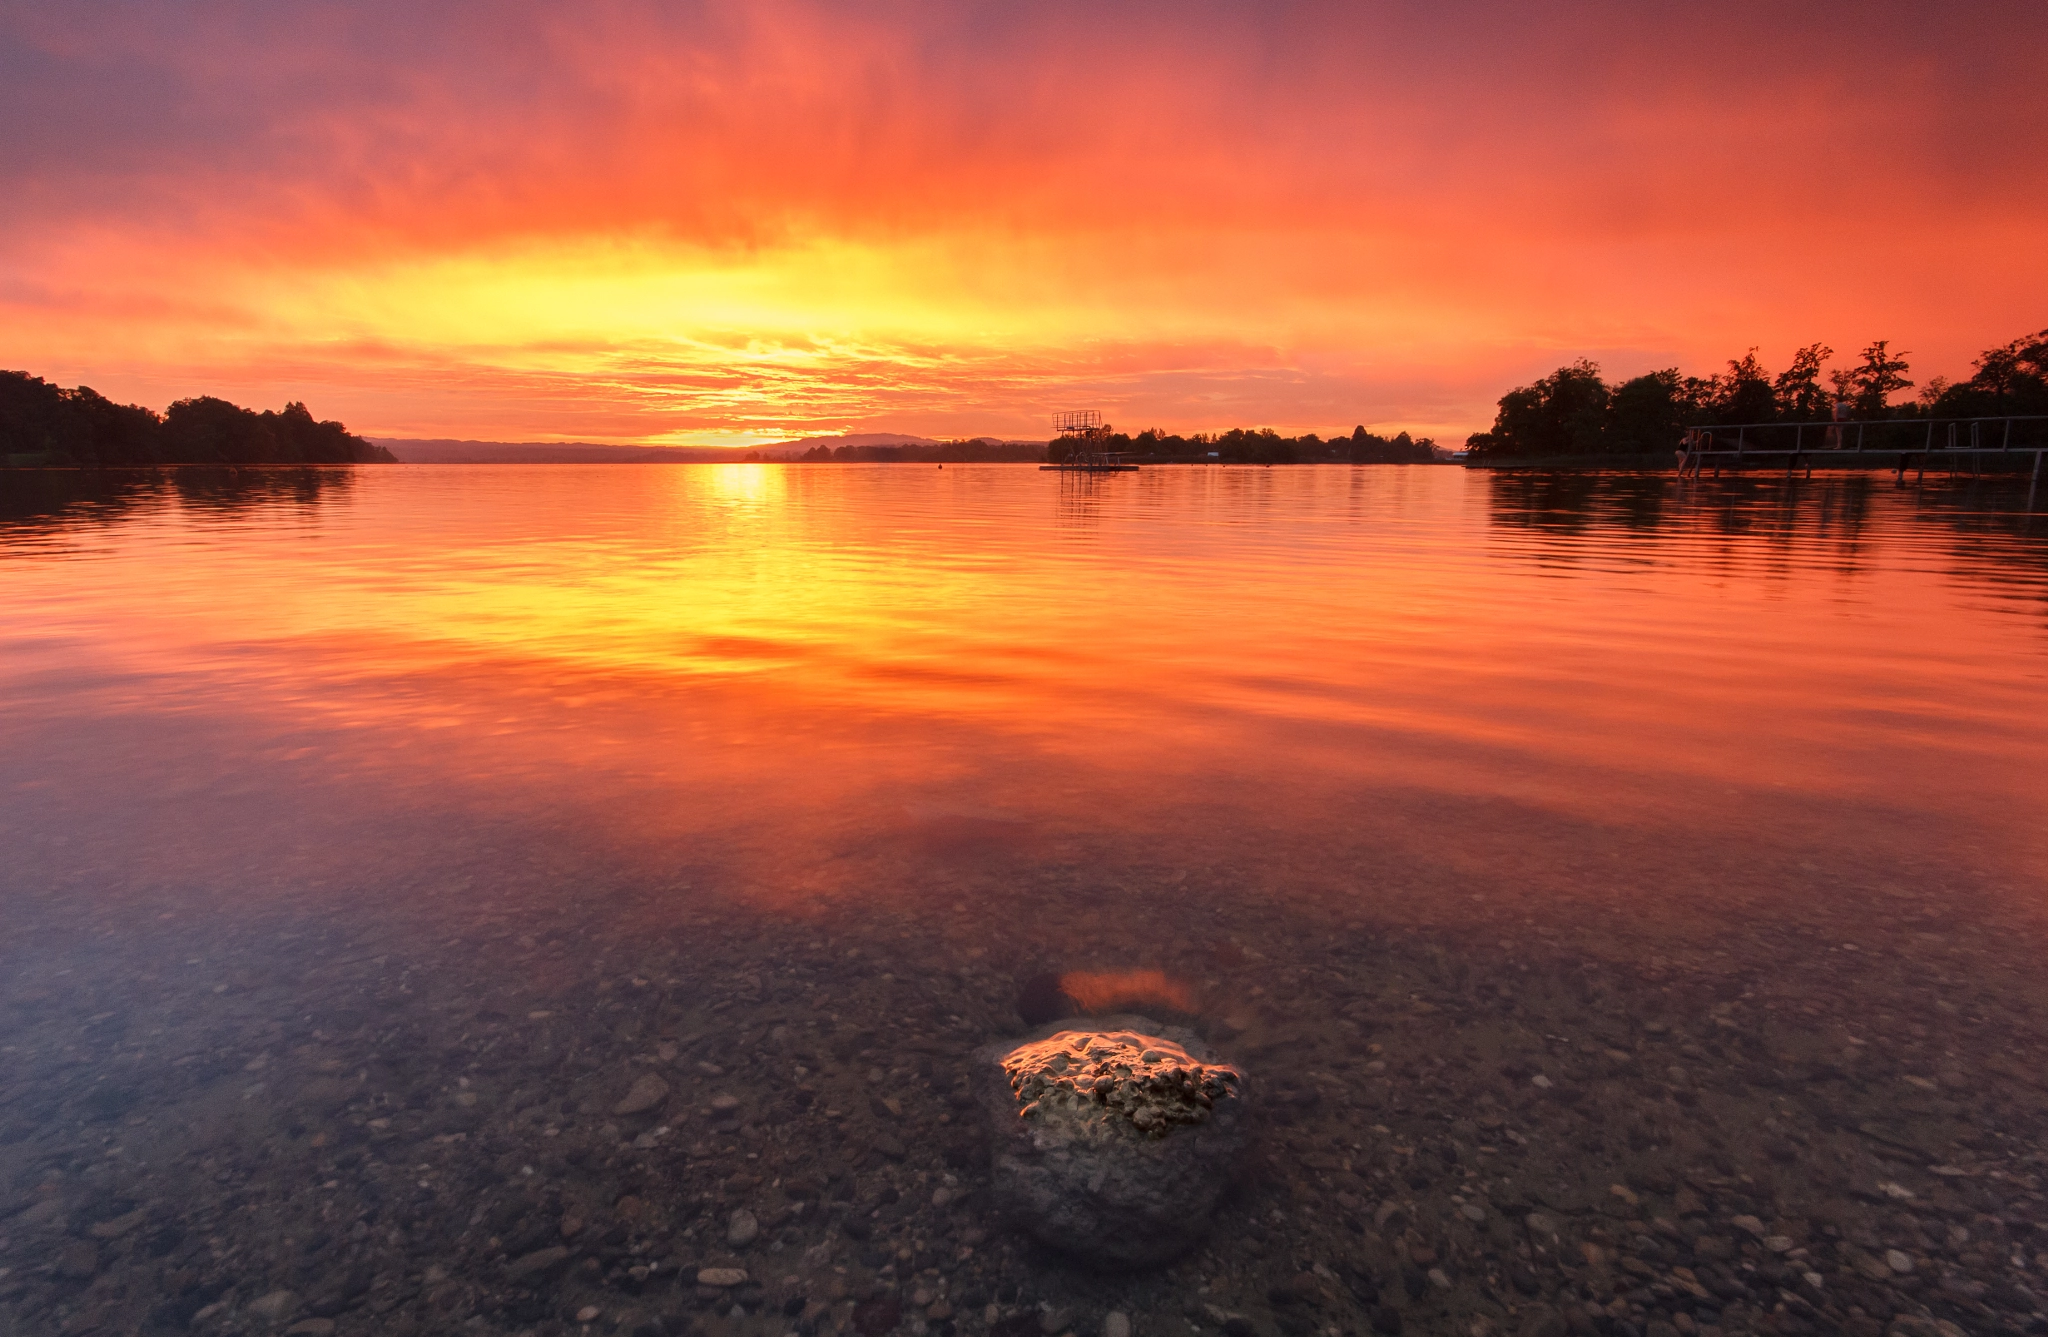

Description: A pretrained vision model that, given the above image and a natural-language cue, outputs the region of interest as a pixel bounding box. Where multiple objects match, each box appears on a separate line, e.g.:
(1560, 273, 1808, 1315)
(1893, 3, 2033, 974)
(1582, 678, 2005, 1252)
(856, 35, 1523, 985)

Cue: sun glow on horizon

(2, 2, 2043, 444)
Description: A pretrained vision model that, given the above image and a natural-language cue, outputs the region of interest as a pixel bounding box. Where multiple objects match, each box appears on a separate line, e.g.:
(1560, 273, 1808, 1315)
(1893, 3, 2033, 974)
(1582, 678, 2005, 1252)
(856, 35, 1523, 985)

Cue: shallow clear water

(3, 464, 2047, 1337)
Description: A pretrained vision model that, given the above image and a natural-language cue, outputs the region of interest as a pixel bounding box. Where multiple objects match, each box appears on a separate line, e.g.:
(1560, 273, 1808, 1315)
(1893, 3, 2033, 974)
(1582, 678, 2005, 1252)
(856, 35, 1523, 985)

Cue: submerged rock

(612, 1074, 669, 1116)
(247, 1290, 300, 1323)
(979, 1017, 1249, 1268)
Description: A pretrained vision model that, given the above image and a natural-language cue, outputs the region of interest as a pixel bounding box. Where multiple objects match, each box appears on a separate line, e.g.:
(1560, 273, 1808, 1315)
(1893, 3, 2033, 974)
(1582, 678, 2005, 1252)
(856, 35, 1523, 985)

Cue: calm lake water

(3, 464, 2047, 1337)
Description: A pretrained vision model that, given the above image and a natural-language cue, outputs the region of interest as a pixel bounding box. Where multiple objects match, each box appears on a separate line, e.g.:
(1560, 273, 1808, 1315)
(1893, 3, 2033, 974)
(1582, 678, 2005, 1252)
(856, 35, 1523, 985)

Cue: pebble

(709, 1093, 742, 1113)
(696, 1267, 747, 1287)
(612, 1074, 669, 1116)
(1886, 1248, 1914, 1274)
(247, 1289, 300, 1322)
(506, 1246, 570, 1281)
(54, 1243, 99, 1280)
(14, 1199, 63, 1230)
(853, 1296, 903, 1336)
(87, 1208, 147, 1240)
(1885, 1319, 1963, 1337)
(284, 1322, 335, 1337)
(727, 1207, 760, 1247)
(576, 1305, 601, 1322)
(1103, 1312, 1131, 1337)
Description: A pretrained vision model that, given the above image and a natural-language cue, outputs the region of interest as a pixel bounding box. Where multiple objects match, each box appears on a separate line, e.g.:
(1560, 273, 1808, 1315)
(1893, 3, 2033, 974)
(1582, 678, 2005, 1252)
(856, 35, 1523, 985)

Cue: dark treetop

(1047, 425, 1439, 465)
(1, 371, 395, 468)
(1464, 328, 2048, 461)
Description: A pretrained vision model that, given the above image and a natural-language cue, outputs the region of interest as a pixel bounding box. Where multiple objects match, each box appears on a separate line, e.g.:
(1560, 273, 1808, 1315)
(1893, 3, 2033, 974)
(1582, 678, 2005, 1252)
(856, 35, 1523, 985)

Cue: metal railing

(1675, 414, 2048, 501)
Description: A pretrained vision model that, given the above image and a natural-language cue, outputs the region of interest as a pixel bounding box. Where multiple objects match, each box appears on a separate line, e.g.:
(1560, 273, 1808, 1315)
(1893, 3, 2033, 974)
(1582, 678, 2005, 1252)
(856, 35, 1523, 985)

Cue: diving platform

(1042, 409, 1139, 472)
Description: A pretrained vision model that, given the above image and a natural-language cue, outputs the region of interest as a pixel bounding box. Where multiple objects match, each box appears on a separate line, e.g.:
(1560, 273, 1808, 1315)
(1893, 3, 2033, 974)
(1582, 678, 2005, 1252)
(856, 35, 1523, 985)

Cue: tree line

(793, 427, 1441, 464)
(1, 370, 395, 467)
(1464, 329, 2048, 460)
(1049, 425, 1439, 465)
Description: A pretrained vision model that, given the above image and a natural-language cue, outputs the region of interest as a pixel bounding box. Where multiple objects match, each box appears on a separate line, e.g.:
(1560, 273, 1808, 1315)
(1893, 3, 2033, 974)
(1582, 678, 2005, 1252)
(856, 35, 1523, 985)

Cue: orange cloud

(2, 2, 2043, 442)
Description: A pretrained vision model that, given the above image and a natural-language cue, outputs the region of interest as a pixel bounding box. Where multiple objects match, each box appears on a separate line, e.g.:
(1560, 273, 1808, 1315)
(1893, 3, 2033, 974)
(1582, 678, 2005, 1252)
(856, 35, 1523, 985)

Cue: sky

(3, 1, 2045, 446)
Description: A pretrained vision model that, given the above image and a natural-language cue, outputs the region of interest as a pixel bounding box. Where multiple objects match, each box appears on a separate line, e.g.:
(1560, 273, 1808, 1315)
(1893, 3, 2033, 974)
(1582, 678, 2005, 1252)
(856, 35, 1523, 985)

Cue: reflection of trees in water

(1485, 469, 2048, 604)
(1485, 471, 1671, 535)
(0, 466, 359, 540)
(1898, 483, 2048, 601)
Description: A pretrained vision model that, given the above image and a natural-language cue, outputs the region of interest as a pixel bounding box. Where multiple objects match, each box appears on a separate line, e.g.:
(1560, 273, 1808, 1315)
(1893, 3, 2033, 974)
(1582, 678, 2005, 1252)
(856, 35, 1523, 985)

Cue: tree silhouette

(1463, 333, 2036, 460)
(1713, 349, 1777, 424)
(2, 371, 393, 467)
(1848, 340, 1913, 416)
(1772, 343, 1833, 420)
(1927, 329, 2048, 418)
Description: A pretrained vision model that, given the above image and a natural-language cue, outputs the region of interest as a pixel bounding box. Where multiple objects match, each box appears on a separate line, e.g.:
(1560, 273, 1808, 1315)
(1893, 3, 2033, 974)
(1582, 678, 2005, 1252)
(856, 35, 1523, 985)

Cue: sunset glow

(4, 2, 2044, 443)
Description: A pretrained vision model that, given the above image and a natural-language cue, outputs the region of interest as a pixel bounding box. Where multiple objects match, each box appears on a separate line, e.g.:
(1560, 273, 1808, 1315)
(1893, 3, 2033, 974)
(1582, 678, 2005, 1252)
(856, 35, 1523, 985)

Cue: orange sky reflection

(3, 466, 2044, 949)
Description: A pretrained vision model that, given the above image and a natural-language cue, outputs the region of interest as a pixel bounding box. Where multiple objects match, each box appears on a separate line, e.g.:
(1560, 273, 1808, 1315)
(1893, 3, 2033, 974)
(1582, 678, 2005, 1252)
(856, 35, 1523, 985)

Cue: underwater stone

(979, 1017, 1249, 1268)
(612, 1074, 669, 1116)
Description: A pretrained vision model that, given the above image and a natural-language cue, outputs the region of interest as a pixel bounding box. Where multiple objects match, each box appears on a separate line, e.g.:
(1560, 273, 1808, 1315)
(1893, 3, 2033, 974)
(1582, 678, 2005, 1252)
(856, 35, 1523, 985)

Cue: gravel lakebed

(3, 878, 2046, 1337)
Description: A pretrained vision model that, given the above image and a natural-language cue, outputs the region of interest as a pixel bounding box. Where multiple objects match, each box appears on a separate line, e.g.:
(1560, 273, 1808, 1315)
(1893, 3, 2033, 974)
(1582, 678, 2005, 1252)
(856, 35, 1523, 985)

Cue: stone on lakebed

(978, 1016, 1250, 1268)
(612, 1074, 669, 1116)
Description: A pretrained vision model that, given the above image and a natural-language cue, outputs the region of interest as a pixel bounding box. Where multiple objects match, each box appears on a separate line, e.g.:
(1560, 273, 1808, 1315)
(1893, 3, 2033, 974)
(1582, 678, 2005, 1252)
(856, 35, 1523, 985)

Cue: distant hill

(760, 433, 947, 460)
(375, 432, 950, 463)
(793, 436, 1047, 462)
(376, 439, 752, 463)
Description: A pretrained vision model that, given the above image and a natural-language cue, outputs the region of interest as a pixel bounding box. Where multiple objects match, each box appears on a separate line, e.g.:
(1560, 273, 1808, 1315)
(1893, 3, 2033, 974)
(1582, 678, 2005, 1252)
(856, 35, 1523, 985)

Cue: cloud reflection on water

(1, 463, 2045, 947)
